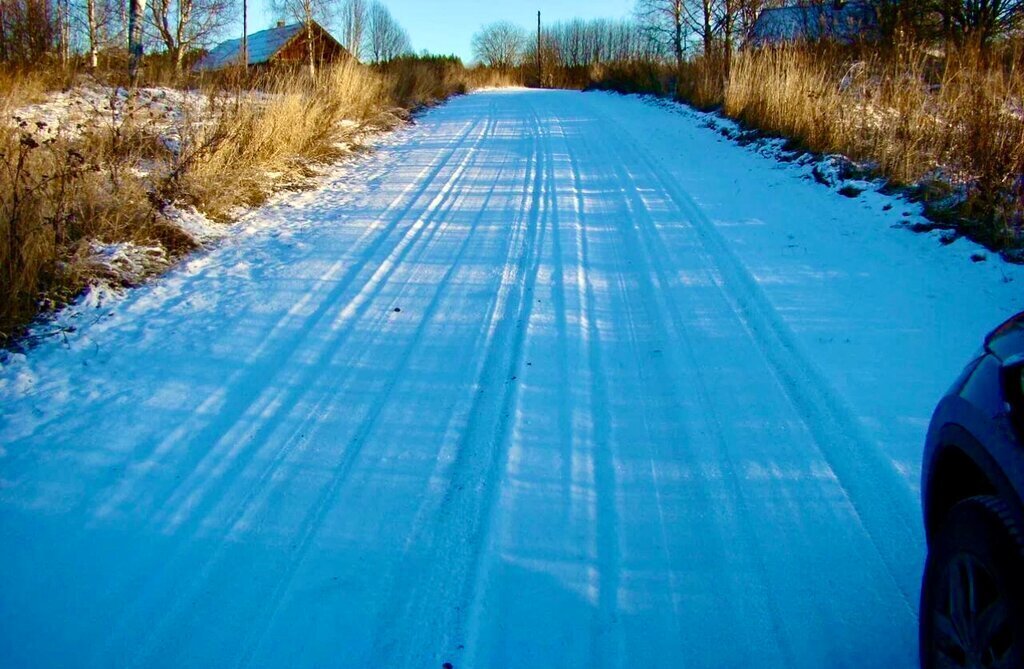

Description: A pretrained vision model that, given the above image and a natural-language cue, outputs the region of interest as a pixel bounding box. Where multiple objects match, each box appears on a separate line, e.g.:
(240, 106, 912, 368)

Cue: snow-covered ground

(8, 83, 211, 144)
(1, 89, 1022, 668)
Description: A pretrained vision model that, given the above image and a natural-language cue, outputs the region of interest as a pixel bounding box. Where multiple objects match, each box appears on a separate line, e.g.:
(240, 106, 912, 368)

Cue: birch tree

(86, 0, 98, 68)
(364, 0, 409, 63)
(148, 0, 231, 71)
(128, 0, 146, 83)
(339, 0, 366, 60)
(271, 0, 332, 76)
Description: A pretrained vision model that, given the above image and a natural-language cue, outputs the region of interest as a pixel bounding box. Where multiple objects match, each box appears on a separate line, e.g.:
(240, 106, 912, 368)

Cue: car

(920, 311, 1024, 669)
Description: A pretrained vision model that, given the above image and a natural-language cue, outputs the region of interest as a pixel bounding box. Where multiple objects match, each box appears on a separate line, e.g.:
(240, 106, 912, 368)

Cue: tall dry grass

(466, 66, 525, 90)
(0, 96, 169, 342)
(379, 55, 470, 108)
(677, 42, 1024, 252)
(2, 56, 504, 342)
(178, 60, 390, 216)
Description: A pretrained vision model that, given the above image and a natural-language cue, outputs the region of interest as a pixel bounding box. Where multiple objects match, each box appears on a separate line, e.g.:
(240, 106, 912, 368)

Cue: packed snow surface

(2, 89, 1022, 668)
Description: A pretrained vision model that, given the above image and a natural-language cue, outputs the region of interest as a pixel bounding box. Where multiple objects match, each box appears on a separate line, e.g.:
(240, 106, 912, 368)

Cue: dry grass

(178, 60, 390, 217)
(677, 55, 728, 110)
(465, 66, 525, 90)
(0, 110, 166, 342)
(0, 69, 49, 110)
(671, 42, 1024, 253)
(2, 56, 511, 343)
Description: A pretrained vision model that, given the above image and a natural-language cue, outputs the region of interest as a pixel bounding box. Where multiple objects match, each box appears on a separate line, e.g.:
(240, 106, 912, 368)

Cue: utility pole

(536, 10, 541, 87)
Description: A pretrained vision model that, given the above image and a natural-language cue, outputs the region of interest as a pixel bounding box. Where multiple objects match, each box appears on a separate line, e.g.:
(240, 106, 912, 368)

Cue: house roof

(193, 22, 307, 71)
(749, 2, 879, 46)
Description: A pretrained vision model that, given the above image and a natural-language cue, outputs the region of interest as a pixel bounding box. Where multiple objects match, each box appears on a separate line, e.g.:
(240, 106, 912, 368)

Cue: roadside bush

(586, 60, 675, 96)
(0, 104, 173, 341)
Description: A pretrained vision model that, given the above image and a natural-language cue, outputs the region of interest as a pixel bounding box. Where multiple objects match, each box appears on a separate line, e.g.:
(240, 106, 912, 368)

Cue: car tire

(920, 495, 1024, 669)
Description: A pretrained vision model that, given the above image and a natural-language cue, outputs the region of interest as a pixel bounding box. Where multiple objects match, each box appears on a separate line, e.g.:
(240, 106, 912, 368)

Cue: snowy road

(2, 89, 1023, 668)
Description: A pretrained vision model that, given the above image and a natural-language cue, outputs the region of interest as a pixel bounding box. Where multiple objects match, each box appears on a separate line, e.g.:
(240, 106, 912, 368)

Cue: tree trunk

(673, 5, 683, 72)
(128, 0, 147, 85)
(87, 0, 99, 69)
(306, 20, 315, 78)
(173, 0, 192, 72)
(121, 0, 129, 48)
(702, 0, 714, 57)
(0, 0, 8, 63)
(58, 0, 70, 65)
(242, 0, 248, 70)
(723, 0, 734, 78)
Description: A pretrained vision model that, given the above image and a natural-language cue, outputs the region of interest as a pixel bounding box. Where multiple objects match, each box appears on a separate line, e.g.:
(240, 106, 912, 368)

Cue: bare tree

(0, 0, 57, 64)
(635, 0, 687, 67)
(471, 20, 526, 69)
(87, 0, 131, 62)
(364, 0, 409, 62)
(933, 0, 1023, 44)
(339, 0, 366, 60)
(119, 0, 128, 47)
(715, 0, 739, 71)
(271, 0, 333, 76)
(56, 0, 71, 64)
(147, 0, 231, 71)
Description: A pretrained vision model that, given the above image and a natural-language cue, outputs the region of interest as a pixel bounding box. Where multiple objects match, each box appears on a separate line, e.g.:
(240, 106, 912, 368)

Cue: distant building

(747, 2, 880, 47)
(193, 21, 350, 72)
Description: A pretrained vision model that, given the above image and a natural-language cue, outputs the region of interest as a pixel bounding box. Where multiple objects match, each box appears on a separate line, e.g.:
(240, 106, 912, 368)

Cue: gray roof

(194, 22, 304, 71)
(749, 3, 879, 46)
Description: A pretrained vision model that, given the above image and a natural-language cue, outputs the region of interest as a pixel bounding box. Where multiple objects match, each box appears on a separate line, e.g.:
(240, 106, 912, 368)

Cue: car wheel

(920, 495, 1024, 669)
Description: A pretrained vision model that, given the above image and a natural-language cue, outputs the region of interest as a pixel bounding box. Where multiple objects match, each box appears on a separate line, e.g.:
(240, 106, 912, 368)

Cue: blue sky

(246, 0, 636, 62)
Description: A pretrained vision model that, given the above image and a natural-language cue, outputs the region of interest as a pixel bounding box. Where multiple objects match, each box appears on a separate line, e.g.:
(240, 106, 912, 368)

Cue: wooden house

(194, 21, 350, 72)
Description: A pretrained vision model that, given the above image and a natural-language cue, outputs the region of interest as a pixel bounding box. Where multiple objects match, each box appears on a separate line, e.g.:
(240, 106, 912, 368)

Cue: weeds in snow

(1, 57, 502, 343)
(707, 42, 1024, 254)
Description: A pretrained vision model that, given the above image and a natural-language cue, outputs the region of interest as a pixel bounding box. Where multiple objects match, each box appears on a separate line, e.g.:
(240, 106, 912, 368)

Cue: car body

(920, 311, 1024, 668)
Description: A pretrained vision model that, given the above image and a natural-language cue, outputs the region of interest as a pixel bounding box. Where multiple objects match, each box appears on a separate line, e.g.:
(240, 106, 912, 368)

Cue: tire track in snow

(600, 107, 921, 612)
(462, 113, 626, 668)
(614, 193, 799, 666)
(151, 110, 500, 534)
(230, 108, 519, 668)
(566, 119, 624, 669)
(101, 111, 500, 669)
(90, 113, 489, 526)
(374, 101, 550, 668)
(572, 114, 793, 665)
